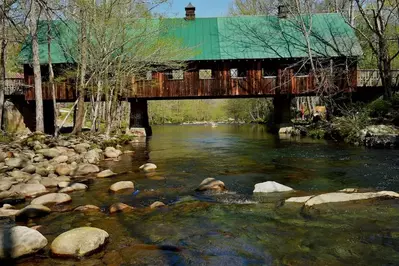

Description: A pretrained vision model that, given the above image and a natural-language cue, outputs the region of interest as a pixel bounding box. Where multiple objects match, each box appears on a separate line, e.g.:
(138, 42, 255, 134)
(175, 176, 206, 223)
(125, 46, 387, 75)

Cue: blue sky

(155, 0, 231, 17)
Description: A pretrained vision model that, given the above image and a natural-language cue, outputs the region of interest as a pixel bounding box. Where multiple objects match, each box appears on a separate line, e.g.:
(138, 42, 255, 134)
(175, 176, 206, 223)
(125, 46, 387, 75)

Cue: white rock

(59, 183, 87, 193)
(9, 184, 47, 197)
(51, 227, 109, 257)
(96, 169, 116, 178)
(285, 196, 314, 203)
(0, 226, 48, 258)
(139, 163, 157, 172)
(109, 181, 134, 192)
(31, 193, 71, 205)
(253, 181, 293, 193)
(305, 191, 399, 206)
(196, 178, 226, 192)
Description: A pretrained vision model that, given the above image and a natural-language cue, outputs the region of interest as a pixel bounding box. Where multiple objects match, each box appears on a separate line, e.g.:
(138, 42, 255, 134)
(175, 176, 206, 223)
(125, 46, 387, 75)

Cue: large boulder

(253, 181, 293, 193)
(31, 193, 71, 205)
(97, 169, 116, 178)
(5, 157, 28, 169)
(55, 163, 72, 176)
(16, 204, 51, 220)
(109, 181, 134, 192)
(0, 226, 48, 259)
(196, 178, 226, 192)
(50, 227, 109, 257)
(74, 164, 100, 176)
(9, 184, 47, 197)
(139, 163, 157, 172)
(305, 191, 399, 206)
(359, 125, 399, 148)
(36, 148, 61, 159)
(104, 147, 122, 159)
(84, 150, 101, 164)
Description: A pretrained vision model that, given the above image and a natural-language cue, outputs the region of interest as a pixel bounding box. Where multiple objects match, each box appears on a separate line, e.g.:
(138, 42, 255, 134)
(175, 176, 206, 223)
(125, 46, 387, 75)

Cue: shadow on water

(0, 217, 16, 266)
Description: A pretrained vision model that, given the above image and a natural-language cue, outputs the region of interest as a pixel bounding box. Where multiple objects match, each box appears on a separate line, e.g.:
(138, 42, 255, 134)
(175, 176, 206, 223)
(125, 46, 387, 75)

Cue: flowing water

(15, 125, 399, 265)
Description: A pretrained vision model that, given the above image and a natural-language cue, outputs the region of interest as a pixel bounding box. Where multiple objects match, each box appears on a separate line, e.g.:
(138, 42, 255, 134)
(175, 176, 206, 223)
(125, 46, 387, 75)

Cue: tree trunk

(91, 80, 102, 132)
(29, 0, 44, 132)
(0, 13, 6, 130)
(47, 13, 58, 136)
(72, 7, 87, 135)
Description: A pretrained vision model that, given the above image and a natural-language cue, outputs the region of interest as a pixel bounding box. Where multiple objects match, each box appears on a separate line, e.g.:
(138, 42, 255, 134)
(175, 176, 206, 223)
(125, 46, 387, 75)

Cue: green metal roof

(19, 13, 362, 64)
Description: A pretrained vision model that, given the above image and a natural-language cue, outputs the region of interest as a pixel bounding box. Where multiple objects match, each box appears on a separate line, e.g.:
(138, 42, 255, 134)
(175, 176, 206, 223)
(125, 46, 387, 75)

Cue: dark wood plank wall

(24, 60, 357, 101)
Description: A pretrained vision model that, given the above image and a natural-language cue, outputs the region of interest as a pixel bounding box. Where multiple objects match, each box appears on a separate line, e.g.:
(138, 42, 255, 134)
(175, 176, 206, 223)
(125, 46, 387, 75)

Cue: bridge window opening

(230, 68, 246, 79)
(199, 69, 214, 79)
(262, 68, 277, 78)
(146, 71, 153, 80)
(167, 70, 184, 80)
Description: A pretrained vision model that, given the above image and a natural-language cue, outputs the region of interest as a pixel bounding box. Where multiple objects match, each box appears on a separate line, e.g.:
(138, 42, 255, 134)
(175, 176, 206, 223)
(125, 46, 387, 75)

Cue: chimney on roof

(185, 3, 196, 20)
(278, 3, 288, 18)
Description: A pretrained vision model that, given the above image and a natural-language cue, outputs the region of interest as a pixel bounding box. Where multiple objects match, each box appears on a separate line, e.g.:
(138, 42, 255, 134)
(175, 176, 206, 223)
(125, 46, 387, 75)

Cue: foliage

(332, 108, 370, 144)
(308, 128, 326, 139)
(367, 98, 392, 118)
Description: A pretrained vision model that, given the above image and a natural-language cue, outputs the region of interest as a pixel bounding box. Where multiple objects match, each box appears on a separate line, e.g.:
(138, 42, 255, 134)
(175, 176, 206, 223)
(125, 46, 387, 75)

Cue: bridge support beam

(273, 96, 292, 127)
(12, 99, 55, 135)
(129, 99, 152, 136)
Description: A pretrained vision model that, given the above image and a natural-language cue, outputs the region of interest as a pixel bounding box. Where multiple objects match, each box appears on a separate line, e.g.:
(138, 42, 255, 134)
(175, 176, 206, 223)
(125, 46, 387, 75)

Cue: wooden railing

(357, 69, 399, 87)
(4, 78, 27, 95)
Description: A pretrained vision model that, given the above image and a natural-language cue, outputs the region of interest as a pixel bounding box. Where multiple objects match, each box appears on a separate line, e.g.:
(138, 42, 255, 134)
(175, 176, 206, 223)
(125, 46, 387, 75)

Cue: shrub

(332, 111, 370, 144)
(308, 128, 326, 139)
(367, 98, 392, 118)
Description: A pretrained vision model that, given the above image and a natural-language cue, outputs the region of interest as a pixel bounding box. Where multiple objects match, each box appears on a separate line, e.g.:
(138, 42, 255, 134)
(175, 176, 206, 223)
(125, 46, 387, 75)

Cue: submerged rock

(253, 181, 293, 193)
(305, 191, 399, 206)
(139, 163, 157, 172)
(74, 205, 101, 212)
(31, 193, 71, 205)
(59, 183, 88, 193)
(150, 201, 166, 209)
(109, 181, 134, 192)
(97, 169, 116, 178)
(0, 226, 48, 258)
(109, 203, 133, 213)
(51, 227, 109, 257)
(16, 204, 51, 220)
(196, 178, 226, 192)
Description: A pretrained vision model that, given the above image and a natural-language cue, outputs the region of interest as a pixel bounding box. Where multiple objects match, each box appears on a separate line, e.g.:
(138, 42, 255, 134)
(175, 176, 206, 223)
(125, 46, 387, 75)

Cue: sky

(155, 0, 231, 17)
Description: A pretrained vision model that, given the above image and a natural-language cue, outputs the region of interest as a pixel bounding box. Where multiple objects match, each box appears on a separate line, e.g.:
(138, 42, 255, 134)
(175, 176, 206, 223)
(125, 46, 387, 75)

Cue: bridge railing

(3, 78, 27, 95)
(357, 69, 399, 87)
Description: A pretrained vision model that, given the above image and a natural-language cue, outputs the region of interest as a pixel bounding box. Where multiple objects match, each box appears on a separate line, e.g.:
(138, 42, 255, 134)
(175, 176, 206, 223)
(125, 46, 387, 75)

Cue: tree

(28, 0, 44, 132)
(351, 0, 399, 100)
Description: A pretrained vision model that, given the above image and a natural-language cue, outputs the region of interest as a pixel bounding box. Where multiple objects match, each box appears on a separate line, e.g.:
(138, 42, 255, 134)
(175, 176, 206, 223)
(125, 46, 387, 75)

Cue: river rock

(59, 183, 87, 193)
(359, 125, 399, 148)
(50, 227, 109, 257)
(150, 201, 166, 209)
(253, 181, 293, 193)
(5, 157, 28, 169)
(109, 203, 133, 213)
(279, 126, 300, 136)
(55, 163, 72, 176)
(109, 181, 134, 192)
(35, 167, 50, 177)
(37, 148, 61, 158)
(285, 195, 314, 203)
(74, 205, 101, 212)
(9, 184, 47, 197)
(196, 178, 226, 192)
(9, 170, 32, 182)
(74, 143, 91, 154)
(31, 193, 71, 205)
(22, 164, 36, 174)
(41, 177, 60, 188)
(104, 147, 122, 159)
(139, 163, 157, 172)
(74, 163, 100, 176)
(58, 181, 70, 188)
(0, 180, 13, 191)
(0, 207, 19, 217)
(0, 226, 48, 258)
(53, 155, 69, 164)
(97, 169, 116, 178)
(305, 191, 399, 206)
(84, 150, 101, 164)
(16, 204, 51, 220)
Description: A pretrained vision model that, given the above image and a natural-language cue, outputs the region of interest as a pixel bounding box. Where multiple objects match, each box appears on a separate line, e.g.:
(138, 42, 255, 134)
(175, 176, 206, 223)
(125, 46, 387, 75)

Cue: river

(18, 124, 399, 265)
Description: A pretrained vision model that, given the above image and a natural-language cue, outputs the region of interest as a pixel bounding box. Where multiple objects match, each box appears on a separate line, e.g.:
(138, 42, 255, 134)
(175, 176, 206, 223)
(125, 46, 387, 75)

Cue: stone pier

(129, 99, 152, 136)
(273, 96, 292, 127)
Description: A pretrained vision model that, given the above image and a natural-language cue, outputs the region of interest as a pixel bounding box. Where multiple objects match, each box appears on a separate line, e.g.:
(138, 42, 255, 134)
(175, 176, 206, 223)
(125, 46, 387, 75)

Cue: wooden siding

(23, 60, 362, 101)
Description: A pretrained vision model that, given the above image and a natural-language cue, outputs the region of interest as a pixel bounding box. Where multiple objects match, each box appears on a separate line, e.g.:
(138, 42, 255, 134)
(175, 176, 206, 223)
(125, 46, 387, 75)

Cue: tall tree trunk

(91, 80, 102, 132)
(0, 11, 6, 131)
(72, 7, 87, 135)
(47, 12, 58, 136)
(29, 0, 44, 132)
